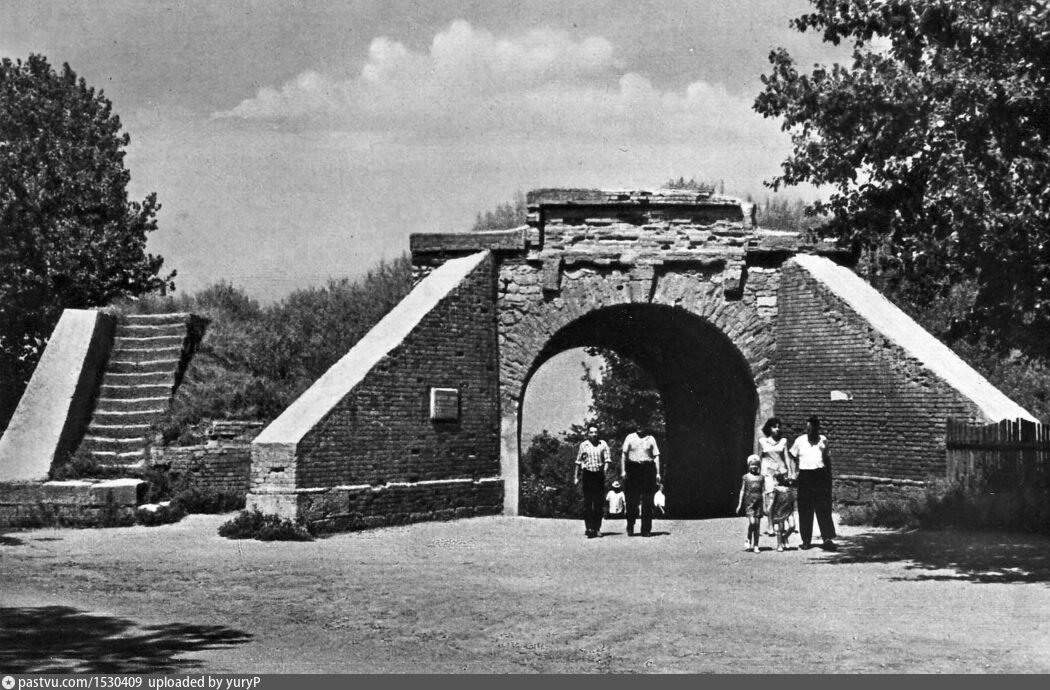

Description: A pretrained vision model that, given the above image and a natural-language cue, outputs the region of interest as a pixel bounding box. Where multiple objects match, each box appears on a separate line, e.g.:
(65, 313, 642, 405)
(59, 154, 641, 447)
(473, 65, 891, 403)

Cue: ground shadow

(0, 606, 252, 673)
(0, 535, 25, 546)
(824, 529, 1050, 584)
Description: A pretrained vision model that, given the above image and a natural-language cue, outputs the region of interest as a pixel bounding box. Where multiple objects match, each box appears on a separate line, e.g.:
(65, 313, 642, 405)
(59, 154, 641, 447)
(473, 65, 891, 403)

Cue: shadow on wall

(824, 529, 1050, 586)
(0, 606, 252, 673)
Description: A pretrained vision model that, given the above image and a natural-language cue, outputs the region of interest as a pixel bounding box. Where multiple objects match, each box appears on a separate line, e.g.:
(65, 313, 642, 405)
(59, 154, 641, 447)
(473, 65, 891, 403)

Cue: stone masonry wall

(256, 253, 503, 529)
(151, 444, 251, 498)
(776, 260, 984, 489)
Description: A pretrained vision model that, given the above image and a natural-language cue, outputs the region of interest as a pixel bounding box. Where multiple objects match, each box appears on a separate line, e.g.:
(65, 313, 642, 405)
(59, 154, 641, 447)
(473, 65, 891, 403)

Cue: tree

(470, 191, 527, 231)
(572, 349, 665, 446)
(754, 1, 1050, 354)
(1, 55, 173, 429)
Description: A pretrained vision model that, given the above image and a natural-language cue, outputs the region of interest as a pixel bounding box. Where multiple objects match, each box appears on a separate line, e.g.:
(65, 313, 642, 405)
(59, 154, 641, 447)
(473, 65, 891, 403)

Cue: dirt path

(2, 514, 1050, 673)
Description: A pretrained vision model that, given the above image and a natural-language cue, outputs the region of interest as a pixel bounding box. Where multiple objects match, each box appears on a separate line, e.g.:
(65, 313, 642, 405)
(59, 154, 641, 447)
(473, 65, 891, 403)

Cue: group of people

(572, 415, 837, 551)
(737, 415, 836, 552)
(573, 424, 662, 538)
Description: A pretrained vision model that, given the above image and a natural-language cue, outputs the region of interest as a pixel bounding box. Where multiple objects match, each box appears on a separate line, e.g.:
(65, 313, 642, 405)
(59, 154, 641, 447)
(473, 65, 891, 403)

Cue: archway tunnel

(523, 304, 758, 518)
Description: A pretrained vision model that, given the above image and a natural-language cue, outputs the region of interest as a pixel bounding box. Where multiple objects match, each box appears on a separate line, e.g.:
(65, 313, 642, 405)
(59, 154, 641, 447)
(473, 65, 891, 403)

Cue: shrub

(171, 482, 244, 514)
(136, 501, 186, 527)
(218, 509, 314, 541)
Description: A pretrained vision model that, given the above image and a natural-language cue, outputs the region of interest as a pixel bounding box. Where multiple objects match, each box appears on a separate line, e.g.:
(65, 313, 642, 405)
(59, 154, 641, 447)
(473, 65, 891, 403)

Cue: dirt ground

(2, 513, 1050, 674)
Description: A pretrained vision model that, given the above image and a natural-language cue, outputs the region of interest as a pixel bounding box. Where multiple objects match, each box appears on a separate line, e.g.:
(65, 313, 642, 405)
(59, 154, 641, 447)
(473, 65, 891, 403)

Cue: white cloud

(212, 20, 781, 150)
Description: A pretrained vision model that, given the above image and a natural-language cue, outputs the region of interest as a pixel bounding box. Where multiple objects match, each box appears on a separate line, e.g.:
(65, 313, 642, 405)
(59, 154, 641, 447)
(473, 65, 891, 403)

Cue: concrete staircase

(78, 313, 199, 467)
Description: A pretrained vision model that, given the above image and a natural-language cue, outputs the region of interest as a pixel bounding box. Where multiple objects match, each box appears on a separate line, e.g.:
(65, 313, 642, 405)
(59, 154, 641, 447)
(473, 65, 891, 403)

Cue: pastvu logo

(2, 675, 15, 689)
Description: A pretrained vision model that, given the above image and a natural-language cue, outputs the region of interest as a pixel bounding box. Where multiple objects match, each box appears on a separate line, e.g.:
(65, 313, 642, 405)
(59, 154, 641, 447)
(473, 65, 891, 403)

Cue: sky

(2, 0, 847, 301)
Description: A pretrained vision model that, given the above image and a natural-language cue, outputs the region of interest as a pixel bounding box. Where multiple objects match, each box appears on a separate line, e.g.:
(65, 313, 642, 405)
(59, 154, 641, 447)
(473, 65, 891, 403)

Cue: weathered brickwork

(0, 479, 145, 528)
(151, 443, 251, 497)
(286, 477, 503, 533)
(776, 260, 984, 485)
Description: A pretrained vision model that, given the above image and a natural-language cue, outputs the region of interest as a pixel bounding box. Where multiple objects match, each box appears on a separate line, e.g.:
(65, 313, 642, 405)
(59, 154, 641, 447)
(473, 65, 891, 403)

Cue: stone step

(105, 345, 183, 363)
(93, 396, 169, 414)
(80, 436, 150, 454)
(91, 408, 165, 424)
(84, 449, 149, 464)
(113, 334, 186, 348)
(106, 357, 181, 374)
(84, 422, 152, 439)
(122, 313, 191, 326)
(99, 383, 173, 400)
(101, 370, 173, 386)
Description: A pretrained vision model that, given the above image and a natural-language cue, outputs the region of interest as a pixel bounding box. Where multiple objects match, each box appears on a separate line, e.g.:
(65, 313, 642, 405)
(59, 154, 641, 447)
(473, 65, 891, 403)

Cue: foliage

(135, 502, 186, 527)
(471, 191, 527, 231)
(754, 195, 828, 238)
(518, 431, 580, 518)
(170, 482, 244, 514)
(218, 508, 314, 541)
(520, 351, 666, 518)
(571, 349, 665, 445)
(0, 55, 174, 431)
(754, 0, 1050, 356)
(116, 255, 413, 444)
(661, 177, 718, 193)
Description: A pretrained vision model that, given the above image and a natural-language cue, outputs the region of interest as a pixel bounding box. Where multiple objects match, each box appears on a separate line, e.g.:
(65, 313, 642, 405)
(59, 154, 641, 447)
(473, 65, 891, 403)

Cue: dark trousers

(624, 462, 657, 535)
(580, 470, 605, 534)
(797, 467, 836, 545)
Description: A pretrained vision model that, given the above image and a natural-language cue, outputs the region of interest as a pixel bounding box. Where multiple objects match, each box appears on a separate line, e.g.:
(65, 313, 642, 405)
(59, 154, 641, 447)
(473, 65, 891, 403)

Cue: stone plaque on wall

(430, 387, 460, 421)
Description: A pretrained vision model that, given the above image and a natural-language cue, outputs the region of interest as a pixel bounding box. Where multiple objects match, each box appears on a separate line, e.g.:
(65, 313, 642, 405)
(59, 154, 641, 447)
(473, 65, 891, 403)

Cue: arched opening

(519, 304, 758, 518)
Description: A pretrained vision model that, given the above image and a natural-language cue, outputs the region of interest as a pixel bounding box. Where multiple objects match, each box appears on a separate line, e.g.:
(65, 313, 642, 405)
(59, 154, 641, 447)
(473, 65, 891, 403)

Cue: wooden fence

(945, 418, 1050, 490)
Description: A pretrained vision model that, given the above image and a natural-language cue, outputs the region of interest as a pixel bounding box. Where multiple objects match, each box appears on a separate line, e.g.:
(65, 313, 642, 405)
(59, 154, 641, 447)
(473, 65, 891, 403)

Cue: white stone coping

(792, 254, 1035, 423)
(250, 476, 503, 495)
(254, 251, 491, 447)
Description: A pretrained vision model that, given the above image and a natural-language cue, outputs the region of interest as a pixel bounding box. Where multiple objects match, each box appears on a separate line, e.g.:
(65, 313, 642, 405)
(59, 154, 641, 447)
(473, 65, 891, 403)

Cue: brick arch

(498, 263, 777, 516)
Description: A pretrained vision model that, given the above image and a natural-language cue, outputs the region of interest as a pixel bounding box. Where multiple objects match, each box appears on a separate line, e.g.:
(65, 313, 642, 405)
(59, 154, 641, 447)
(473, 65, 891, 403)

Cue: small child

(768, 473, 797, 552)
(653, 483, 666, 516)
(606, 480, 626, 518)
(736, 455, 765, 553)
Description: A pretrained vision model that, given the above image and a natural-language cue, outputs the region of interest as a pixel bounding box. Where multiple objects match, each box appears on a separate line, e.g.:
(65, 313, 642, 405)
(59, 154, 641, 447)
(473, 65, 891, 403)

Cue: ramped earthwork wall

(777, 254, 1035, 504)
(248, 251, 502, 531)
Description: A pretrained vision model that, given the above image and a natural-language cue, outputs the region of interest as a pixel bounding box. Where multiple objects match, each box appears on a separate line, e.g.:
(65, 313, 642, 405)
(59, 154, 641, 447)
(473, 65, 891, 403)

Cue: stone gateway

(247, 188, 1033, 531)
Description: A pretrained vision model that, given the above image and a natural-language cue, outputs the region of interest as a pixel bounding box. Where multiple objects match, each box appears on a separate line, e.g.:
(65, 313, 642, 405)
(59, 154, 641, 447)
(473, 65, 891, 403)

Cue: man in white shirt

(788, 415, 837, 550)
(621, 425, 661, 537)
(575, 426, 611, 538)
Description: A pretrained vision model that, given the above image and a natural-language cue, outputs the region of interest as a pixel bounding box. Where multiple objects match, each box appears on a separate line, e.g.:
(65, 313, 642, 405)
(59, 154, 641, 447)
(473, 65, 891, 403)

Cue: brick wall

(250, 252, 504, 529)
(152, 444, 251, 497)
(776, 260, 982, 488)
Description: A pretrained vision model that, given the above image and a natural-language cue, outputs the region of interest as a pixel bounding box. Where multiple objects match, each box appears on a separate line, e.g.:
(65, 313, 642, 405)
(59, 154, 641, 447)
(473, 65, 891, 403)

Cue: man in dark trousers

(574, 426, 611, 538)
(789, 415, 837, 550)
(620, 424, 661, 537)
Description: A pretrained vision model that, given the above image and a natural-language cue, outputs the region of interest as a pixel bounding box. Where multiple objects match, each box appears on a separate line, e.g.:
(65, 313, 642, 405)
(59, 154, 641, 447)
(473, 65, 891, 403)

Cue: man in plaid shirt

(574, 426, 611, 538)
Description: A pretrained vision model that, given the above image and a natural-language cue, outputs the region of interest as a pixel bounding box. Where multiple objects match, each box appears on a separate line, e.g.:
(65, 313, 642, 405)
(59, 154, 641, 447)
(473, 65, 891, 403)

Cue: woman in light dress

(759, 417, 795, 537)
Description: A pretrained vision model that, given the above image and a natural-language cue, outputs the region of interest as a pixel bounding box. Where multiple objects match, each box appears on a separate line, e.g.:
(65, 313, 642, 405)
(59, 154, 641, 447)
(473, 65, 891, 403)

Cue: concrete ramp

(0, 310, 115, 481)
(793, 254, 1034, 423)
(250, 250, 502, 530)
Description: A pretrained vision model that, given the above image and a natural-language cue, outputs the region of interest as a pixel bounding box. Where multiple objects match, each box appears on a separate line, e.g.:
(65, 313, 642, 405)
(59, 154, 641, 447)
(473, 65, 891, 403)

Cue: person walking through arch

(621, 424, 661, 537)
(575, 425, 611, 539)
(759, 416, 794, 537)
(789, 415, 837, 550)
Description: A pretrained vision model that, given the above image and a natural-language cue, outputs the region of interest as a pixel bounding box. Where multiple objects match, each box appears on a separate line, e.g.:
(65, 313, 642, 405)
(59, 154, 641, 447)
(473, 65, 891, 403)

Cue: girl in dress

(759, 417, 794, 537)
(736, 455, 765, 553)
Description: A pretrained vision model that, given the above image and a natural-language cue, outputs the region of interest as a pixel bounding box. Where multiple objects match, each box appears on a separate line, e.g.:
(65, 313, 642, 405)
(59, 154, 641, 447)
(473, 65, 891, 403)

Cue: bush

(136, 501, 186, 527)
(171, 482, 245, 514)
(218, 509, 314, 541)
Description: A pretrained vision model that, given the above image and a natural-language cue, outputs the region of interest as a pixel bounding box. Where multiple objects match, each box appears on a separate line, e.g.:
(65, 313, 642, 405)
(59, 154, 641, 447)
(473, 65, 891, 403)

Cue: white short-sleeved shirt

(622, 432, 660, 463)
(790, 434, 828, 471)
(606, 490, 626, 514)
